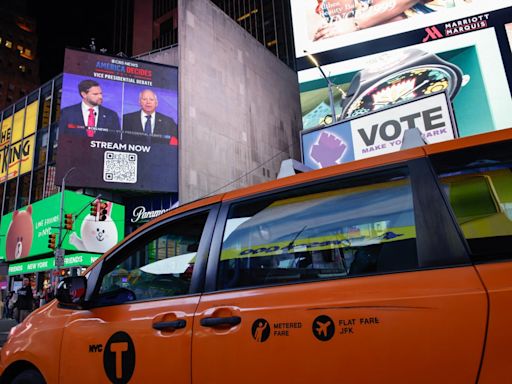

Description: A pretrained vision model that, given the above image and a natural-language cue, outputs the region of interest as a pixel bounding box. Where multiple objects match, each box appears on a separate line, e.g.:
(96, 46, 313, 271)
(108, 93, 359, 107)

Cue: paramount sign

(131, 206, 172, 223)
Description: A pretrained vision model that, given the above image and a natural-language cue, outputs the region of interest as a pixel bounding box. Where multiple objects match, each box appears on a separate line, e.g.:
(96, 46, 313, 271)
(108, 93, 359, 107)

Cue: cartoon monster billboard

(0, 192, 125, 261)
(5, 206, 34, 260)
(69, 201, 118, 253)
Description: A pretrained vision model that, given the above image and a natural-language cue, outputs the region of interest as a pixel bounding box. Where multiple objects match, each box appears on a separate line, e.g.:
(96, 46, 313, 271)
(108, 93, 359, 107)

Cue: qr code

(103, 151, 137, 183)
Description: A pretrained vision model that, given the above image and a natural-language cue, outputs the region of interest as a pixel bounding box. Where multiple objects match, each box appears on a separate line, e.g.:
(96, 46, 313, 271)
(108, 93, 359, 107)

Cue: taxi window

(430, 140, 512, 261)
(217, 168, 418, 290)
(95, 212, 208, 305)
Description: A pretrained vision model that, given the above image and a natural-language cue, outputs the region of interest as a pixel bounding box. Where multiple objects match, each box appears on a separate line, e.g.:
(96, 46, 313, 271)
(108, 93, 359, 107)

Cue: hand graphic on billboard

(310, 131, 347, 168)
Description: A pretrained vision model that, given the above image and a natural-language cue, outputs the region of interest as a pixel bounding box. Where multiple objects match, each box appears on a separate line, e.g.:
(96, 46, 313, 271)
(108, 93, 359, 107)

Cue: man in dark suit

(60, 79, 121, 138)
(122, 89, 178, 145)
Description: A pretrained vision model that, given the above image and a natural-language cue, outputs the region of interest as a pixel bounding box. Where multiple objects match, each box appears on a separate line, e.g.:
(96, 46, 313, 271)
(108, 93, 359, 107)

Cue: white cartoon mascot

(70, 201, 118, 253)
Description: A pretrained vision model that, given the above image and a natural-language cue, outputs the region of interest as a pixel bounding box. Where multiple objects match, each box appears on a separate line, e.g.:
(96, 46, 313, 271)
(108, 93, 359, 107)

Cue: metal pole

(57, 167, 76, 249)
(53, 167, 76, 291)
(57, 178, 66, 252)
(327, 81, 336, 123)
(305, 52, 337, 123)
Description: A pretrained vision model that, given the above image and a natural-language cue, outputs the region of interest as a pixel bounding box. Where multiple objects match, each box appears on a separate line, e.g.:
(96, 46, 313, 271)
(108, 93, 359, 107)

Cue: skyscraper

(0, 0, 39, 109)
(115, 0, 295, 69)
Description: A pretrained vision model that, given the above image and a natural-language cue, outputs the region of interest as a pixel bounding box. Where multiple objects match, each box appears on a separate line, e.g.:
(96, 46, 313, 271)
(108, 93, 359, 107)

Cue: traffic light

(48, 233, 56, 249)
(99, 202, 108, 221)
(90, 201, 98, 216)
(64, 214, 73, 230)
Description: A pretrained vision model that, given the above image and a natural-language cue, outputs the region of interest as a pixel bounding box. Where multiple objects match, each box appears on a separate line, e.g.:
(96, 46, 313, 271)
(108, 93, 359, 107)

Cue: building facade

(120, 0, 295, 69)
(0, 0, 302, 292)
(0, 0, 39, 110)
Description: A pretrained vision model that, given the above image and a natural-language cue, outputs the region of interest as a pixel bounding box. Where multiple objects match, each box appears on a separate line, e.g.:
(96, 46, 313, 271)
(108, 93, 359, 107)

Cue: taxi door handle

(200, 316, 241, 327)
(153, 319, 186, 330)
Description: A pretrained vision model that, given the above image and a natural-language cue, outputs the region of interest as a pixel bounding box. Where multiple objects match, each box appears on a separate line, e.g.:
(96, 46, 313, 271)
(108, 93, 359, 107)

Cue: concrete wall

(141, 0, 302, 203)
(139, 45, 179, 67)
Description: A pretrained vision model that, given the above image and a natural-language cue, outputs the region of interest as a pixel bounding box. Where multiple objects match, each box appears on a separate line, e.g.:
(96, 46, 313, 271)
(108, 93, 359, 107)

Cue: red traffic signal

(64, 214, 73, 230)
(90, 199, 109, 221)
(90, 201, 98, 216)
(99, 202, 108, 221)
(48, 233, 57, 249)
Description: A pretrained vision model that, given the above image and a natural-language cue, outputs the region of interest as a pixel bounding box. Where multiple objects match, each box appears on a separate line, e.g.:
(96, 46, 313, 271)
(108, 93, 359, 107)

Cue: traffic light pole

(57, 168, 76, 249)
(53, 167, 76, 291)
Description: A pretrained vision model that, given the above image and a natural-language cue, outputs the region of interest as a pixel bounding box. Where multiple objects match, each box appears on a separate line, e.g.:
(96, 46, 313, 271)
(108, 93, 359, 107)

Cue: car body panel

(192, 267, 487, 384)
(473, 261, 512, 383)
(0, 302, 74, 383)
(58, 296, 199, 384)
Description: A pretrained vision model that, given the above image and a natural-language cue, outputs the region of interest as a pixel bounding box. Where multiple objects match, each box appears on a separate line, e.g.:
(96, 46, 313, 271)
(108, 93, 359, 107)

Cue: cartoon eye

(102, 230, 105, 233)
(97, 228, 99, 232)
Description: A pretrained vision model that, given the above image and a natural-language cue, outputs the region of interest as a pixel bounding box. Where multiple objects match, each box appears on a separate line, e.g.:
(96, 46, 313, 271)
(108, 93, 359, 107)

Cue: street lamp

(305, 51, 339, 124)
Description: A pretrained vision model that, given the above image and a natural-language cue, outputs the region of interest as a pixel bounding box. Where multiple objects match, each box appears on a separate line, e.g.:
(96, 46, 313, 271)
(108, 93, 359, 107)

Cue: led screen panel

(0, 191, 125, 261)
(0, 101, 38, 182)
(302, 92, 457, 168)
(291, 0, 510, 58)
(56, 49, 178, 192)
(298, 19, 512, 137)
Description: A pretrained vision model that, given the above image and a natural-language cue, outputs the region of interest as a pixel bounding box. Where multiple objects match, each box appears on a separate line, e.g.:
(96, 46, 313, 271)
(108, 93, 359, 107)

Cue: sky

(26, 1, 116, 83)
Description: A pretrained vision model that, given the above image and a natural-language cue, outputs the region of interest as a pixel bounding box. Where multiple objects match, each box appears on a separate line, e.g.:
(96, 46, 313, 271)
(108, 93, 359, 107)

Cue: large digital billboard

(298, 6, 512, 139)
(0, 191, 125, 261)
(300, 27, 512, 134)
(0, 101, 38, 182)
(8, 253, 101, 276)
(56, 49, 178, 192)
(291, 0, 510, 58)
(302, 92, 457, 168)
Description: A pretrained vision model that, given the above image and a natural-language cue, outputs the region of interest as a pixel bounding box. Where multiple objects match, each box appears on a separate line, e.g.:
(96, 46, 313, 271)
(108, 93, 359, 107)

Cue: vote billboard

(302, 92, 456, 168)
(297, 5, 512, 146)
(56, 49, 178, 192)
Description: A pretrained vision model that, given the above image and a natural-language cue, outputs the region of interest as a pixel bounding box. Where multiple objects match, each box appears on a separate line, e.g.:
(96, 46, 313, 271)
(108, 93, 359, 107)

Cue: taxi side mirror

(56, 276, 87, 307)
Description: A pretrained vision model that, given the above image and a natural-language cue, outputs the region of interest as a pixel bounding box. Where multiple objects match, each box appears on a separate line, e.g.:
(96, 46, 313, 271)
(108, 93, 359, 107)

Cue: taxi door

(191, 162, 487, 384)
(475, 261, 512, 383)
(193, 269, 486, 384)
(59, 206, 218, 384)
(427, 139, 512, 382)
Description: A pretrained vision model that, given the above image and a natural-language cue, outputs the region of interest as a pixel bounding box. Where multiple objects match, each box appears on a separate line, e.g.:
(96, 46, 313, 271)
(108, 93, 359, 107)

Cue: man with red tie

(59, 79, 121, 137)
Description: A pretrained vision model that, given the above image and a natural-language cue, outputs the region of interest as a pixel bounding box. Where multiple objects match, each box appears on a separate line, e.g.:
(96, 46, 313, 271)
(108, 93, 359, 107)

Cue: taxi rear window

(430, 140, 512, 261)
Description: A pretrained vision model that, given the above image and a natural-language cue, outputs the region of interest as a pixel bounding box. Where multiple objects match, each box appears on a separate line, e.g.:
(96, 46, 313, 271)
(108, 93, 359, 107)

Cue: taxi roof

(86, 127, 512, 273)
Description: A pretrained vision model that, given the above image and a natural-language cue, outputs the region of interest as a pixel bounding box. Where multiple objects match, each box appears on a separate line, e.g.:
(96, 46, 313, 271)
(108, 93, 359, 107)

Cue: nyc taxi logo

(89, 331, 136, 384)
